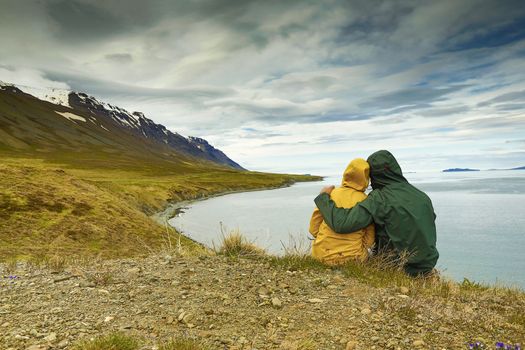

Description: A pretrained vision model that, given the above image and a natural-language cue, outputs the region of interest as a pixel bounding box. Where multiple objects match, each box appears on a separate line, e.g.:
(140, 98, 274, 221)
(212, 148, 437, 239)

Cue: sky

(1, 0, 525, 174)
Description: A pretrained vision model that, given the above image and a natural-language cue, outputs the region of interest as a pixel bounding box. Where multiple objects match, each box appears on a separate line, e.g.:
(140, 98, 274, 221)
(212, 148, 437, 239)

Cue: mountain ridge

(0, 81, 244, 170)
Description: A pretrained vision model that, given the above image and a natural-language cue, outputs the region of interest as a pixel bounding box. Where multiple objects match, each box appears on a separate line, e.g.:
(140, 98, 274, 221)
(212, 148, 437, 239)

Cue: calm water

(169, 171, 525, 288)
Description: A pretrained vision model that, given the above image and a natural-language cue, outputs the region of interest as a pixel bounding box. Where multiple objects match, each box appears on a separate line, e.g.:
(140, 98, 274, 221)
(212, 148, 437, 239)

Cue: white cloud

(1, 0, 524, 172)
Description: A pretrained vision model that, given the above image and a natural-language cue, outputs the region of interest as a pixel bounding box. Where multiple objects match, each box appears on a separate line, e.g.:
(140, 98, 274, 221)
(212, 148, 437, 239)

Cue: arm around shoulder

(314, 193, 374, 233)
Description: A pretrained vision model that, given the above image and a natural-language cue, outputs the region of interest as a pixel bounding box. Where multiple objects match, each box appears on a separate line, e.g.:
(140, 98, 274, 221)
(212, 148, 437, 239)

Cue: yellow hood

(341, 158, 370, 192)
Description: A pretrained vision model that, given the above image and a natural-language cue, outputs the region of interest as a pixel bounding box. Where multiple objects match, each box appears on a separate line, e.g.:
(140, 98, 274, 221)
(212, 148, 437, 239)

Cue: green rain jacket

(314, 150, 439, 276)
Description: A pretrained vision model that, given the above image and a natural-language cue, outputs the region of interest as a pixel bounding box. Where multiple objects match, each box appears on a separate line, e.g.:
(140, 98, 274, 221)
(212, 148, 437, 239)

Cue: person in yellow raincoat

(309, 158, 375, 264)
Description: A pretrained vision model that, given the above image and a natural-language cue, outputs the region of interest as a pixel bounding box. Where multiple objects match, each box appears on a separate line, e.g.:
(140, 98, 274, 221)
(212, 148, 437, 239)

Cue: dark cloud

(478, 90, 525, 107)
(358, 85, 469, 111)
(445, 6, 525, 51)
(2, 0, 525, 171)
(47, 0, 128, 42)
(105, 53, 133, 63)
(494, 103, 525, 111)
(417, 105, 470, 117)
(45, 70, 235, 102)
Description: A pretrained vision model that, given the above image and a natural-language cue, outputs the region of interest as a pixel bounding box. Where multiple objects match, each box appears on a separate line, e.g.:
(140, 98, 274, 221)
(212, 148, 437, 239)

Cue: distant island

(442, 168, 480, 172)
(444, 166, 524, 172)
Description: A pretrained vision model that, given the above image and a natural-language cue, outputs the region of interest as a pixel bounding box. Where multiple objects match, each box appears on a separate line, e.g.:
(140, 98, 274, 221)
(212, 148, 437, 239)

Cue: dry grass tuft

(72, 333, 210, 350)
(73, 332, 139, 350)
(216, 229, 265, 258)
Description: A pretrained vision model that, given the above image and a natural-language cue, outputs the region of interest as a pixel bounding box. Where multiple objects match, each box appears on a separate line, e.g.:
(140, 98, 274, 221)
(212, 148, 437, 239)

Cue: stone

(127, 267, 141, 274)
(104, 316, 114, 323)
(271, 297, 282, 308)
(346, 340, 358, 350)
(257, 287, 270, 297)
(44, 332, 57, 342)
(79, 281, 95, 288)
(413, 340, 425, 347)
(26, 346, 48, 350)
(182, 313, 194, 324)
(308, 298, 324, 303)
(361, 308, 372, 315)
(400, 286, 410, 294)
(438, 326, 450, 333)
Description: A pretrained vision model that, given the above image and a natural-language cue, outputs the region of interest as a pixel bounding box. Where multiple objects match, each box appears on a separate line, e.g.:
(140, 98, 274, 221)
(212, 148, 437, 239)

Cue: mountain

(442, 168, 480, 172)
(0, 82, 244, 170)
(511, 166, 525, 170)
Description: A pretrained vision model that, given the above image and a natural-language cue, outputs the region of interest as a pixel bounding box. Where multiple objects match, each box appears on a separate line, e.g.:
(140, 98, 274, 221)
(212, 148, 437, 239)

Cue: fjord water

(169, 170, 525, 288)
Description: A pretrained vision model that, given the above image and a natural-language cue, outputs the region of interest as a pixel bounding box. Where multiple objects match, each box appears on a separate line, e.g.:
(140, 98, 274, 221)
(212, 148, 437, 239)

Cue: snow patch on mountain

(0, 81, 11, 90)
(13, 84, 73, 108)
(55, 111, 87, 123)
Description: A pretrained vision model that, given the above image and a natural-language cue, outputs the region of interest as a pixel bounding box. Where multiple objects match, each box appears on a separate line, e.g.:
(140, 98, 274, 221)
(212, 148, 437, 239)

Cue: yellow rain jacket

(309, 158, 375, 264)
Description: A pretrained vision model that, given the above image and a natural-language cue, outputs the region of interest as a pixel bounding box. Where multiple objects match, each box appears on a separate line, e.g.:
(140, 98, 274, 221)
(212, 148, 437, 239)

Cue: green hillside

(0, 87, 320, 261)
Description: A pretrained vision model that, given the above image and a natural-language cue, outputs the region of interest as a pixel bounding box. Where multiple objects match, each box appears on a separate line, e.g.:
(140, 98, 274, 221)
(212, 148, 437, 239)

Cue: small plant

(47, 254, 68, 272)
(466, 342, 522, 349)
(268, 254, 327, 271)
(495, 343, 521, 350)
(73, 332, 139, 350)
(216, 228, 265, 258)
(3, 259, 18, 275)
(86, 270, 114, 286)
(268, 234, 327, 271)
(461, 278, 490, 292)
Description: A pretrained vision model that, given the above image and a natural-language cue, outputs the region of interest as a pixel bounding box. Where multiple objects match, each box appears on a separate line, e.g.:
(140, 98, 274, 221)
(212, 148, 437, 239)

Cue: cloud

(1, 0, 525, 172)
(358, 85, 470, 111)
(105, 53, 133, 63)
(0, 66, 70, 90)
(477, 89, 525, 106)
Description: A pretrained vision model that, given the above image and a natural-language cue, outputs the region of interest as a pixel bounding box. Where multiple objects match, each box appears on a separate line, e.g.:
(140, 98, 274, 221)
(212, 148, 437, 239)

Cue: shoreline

(150, 179, 323, 252)
(151, 178, 324, 226)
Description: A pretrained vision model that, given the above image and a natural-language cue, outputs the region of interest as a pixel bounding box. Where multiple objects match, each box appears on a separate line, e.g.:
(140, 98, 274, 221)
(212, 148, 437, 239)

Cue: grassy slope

(0, 155, 320, 261)
(0, 88, 320, 261)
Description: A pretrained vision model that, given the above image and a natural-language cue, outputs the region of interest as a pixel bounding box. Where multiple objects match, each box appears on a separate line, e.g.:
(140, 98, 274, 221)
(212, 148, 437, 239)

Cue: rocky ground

(1, 254, 523, 350)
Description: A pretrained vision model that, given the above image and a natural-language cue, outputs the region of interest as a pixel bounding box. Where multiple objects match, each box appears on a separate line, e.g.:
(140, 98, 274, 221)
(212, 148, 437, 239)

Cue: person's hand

(320, 185, 335, 195)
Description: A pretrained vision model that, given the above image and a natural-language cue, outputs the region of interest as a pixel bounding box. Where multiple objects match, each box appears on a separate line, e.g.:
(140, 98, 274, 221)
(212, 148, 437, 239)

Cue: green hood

(367, 150, 407, 189)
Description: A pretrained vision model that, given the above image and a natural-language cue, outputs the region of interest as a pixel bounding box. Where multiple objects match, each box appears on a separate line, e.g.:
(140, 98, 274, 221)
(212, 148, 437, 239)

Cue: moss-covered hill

(0, 157, 318, 261)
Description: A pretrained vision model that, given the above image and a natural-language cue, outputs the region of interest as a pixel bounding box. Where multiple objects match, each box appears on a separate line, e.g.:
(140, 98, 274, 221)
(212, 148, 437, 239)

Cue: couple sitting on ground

(310, 150, 439, 276)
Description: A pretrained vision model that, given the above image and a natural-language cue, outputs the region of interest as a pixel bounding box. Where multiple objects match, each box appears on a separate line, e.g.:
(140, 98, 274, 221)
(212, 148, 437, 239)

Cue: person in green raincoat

(314, 150, 439, 276)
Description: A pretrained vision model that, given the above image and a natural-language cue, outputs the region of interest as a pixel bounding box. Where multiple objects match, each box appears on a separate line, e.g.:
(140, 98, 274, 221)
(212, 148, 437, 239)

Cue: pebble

(44, 332, 57, 342)
(346, 340, 358, 350)
(361, 308, 372, 315)
(271, 297, 282, 308)
(25, 346, 48, 350)
(0, 253, 517, 349)
(413, 340, 425, 347)
(438, 326, 450, 333)
(307, 298, 324, 303)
